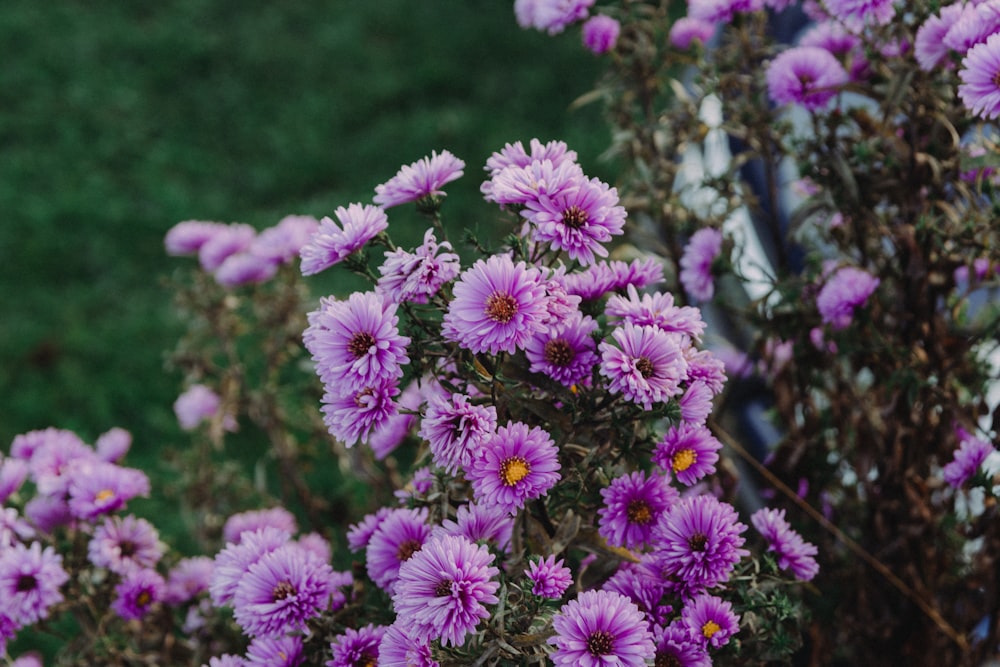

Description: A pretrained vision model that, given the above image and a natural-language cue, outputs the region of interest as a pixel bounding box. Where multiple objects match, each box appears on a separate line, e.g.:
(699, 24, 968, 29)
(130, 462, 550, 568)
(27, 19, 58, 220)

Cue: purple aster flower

(393, 466, 436, 503)
(468, 421, 561, 514)
(959, 32, 1000, 120)
(582, 14, 620, 54)
(112, 568, 165, 621)
(599, 324, 689, 410)
(320, 377, 400, 447)
(378, 624, 439, 667)
(0, 542, 68, 626)
(822, 0, 895, 27)
(653, 423, 722, 486)
(232, 543, 333, 637)
(669, 17, 715, 49)
(24, 495, 72, 534)
(650, 495, 749, 593)
(0, 614, 15, 656)
(684, 347, 727, 395)
(433, 502, 515, 554)
(603, 563, 670, 626)
(750, 508, 820, 581)
(526, 554, 572, 599)
(164, 220, 227, 256)
(653, 621, 712, 667)
(199, 223, 256, 272)
(484, 158, 584, 206)
(347, 507, 391, 552)
(245, 634, 304, 667)
(174, 384, 224, 431)
(366, 507, 431, 594)
(679, 381, 714, 425)
(606, 285, 706, 340)
(299, 204, 388, 276)
(374, 150, 465, 208)
(67, 461, 150, 521)
(515, 0, 595, 34)
(89, 515, 164, 575)
(524, 309, 599, 388)
(0, 508, 35, 548)
(213, 252, 279, 287)
(11, 427, 85, 461)
(766, 46, 848, 111)
(816, 266, 880, 330)
(484, 138, 579, 177)
(419, 392, 498, 474)
(327, 624, 387, 667)
(943, 428, 997, 488)
(210, 527, 291, 606)
(223, 507, 298, 545)
(251, 215, 320, 265)
(687, 0, 763, 23)
(392, 535, 500, 647)
(798, 20, 865, 78)
(368, 378, 422, 460)
(549, 589, 655, 667)
(943, 1, 1000, 55)
(680, 593, 740, 648)
(326, 569, 355, 613)
(679, 228, 722, 302)
(10, 654, 43, 667)
(0, 457, 29, 504)
(164, 556, 215, 605)
(376, 229, 461, 304)
(522, 176, 626, 265)
(95, 427, 132, 463)
(599, 470, 679, 550)
(442, 255, 549, 355)
(296, 532, 332, 564)
(559, 257, 665, 300)
(204, 656, 245, 667)
(29, 433, 95, 497)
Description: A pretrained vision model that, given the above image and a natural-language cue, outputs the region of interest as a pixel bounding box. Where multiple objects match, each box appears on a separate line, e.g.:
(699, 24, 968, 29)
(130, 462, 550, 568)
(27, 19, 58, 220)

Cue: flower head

(89, 515, 164, 575)
(164, 220, 227, 256)
(299, 204, 388, 276)
(376, 229, 461, 304)
(816, 266, 880, 329)
(112, 568, 165, 621)
(751, 508, 820, 581)
(766, 46, 848, 111)
(174, 384, 227, 431)
(515, 0, 595, 35)
(526, 555, 572, 599)
(199, 223, 256, 271)
(378, 624, 439, 667)
(669, 17, 715, 49)
(320, 377, 400, 447)
(959, 32, 1000, 120)
(822, 0, 895, 27)
(245, 634, 303, 667)
(468, 421, 561, 514)
(432, 502, 515, 554)
(419, 393, 497, 475)
(549, 589, 655, 667)
(366, 507, 431, 594)
(599, 324, 689, 410)
(524, 309, 599, 388)
(599, 470, 679, 550)
(164, 556, 215, 605)
(374, 150, 465, 208)
(66, 461, 150, 521)
(582, 14, 620, 54)
(223, 507, 298, 545)
(679, 228, 723, 302)
(210, 527, 291, 606)
(653, 622, 712, 667)
(653, 423, 722, 486)
(0, 542, 68, 626)
(327, 624, 387, 667)
(559, 257, 664, 300)
(943, 428, 997, 488)
(680, 593, 740, 648)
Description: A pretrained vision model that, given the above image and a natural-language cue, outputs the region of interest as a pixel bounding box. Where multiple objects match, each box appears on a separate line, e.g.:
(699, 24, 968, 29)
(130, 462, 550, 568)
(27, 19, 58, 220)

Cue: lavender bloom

(515, 0, 595, 35)
(484, 138, 578, 176)
(582, 15, 620, 54)
(368, 378, 422, 460)
(174, 384, 224, 431)
(419, 392, 497, 474)
(0, 457, 29, 504)
(681, 593, 741, 648)
(599, 324, 689, 410)
(376, 229, 461, 304)
(210, 527, 290, 606)
(433, 502, 515, 554)
(484, 158, 583, 206)
(653, 622, 712, 667)
(599, 470, 679, 550)
(245, 634, 304, 667)
(751, 508, 820, 581)
(251, 215, 320, 265)
(669, 17, 715, 49)
(299, 204, 388, 276)
(549, 589, 655, 667)
(164, 556, 215, 605)
(959, 32, 1000, 120)
(0, 508, 35, 548)
(67, 461, 150, 521)
(822, 0, 895, 26)
(559, 257, 664, 300)
(378, 624, 439, 667)
(374, 150, 465, 208)
(680, 348, 725, 394)
(943, 428, 997, 488)
(29, 432, 95, 497)
(24, 495, 73, 534)
(943, 1, 1000, 54)
(327, 624, 387, 667)
(0, 542, 68, 626)
(214, 252, 279, 287)
(468, 421, 561, 514)
(320, 377, 400, 447)
(112, 568, 165, 621)
(680, 228, 722, 302)
(816, 266, 880, 329)
(606, 285, 706, 339)
(524, 310, 599, 388)
(653, 423, 722, 486)
(526, 555, 573, 599)
(89, 515, 164, 575)
(199, 223, 256, 272)
(95, 427, 132, 463)
(687, 0, 763, 24)
(11, 427, 85, 461)
(224, 507, 298, 545)
(366, 507, 431, 594)
(679, 381, 715, 425)
(602, 563, 670, 625)
(10, 654, 44, 667)
(766, 46, 848, 111)
(392, 535, 500, 647)
(347, 508, 391, 553)
(164, 220, 227, 255)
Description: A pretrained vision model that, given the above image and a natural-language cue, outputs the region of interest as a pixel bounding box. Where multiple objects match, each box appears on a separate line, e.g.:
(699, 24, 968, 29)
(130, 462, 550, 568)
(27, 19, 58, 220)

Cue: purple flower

(653, 423, 722, 486)
(95, 427, 131, 463)
(374, 150, 465, 208)
(515, 0, 595, 35)
(327, 624, 387, 667)
(467, 421, 561, 514)
(376, 229, 461, 304)
(210, 527, 291, 606)
(653, 622, 712, 667)
(766, 46, 848, 111)
(678, 381, 714, 425)
(213, 252, 279, 287)
(524, 309, 599, 388)
(233, 543, 333, 637)
(164, 556, 215, 605)
(366, 507, 431, 594)
(88, 515, 164, 575)
(164, 220, 227, 256)
(816, 266, 879, 330)
(442, 255, 549, 355)
(320, 377, 400, 447)
(433, 502, 515, 554)
(299, 204, 388, 276)
(526, 555, 572, 599)
(606, 285, 707, 339)
(602, 563, 669, 625)
(943, 428, 997, 488)
(680, 593, 740, 648)
(368, 379, 422, 460)
(0, 542, 68, 626)
(484, 157, 584, 206)
(679, 228, 722, 302)
(378, 624, 439, 667)
(174, 384, 224, 431)
(750, 508, 820, 581)
(251, 215, 320, 265)
(598, 470, 679, 550)
(822, 0, 895, 27)
(419, 392, 497, 474)
(687, 0, 763, 24)
(245, 634, 303, 667)
(559, 257, 664, 300)
(296, 533, 332, 564)
(959, 32, 1000, 120)
(67, 461, 150, 521)
(650, 495, 749, 594)
(0, 508, 34, 548)
(669, 17, 715, 49)
(484, 138, 579, 177)
(0, 458, 30, 504)
(29, 432, 95, 497)
(549, 589, 655, 667)
(347, 508, 391, 552)
(199, 223, 256, 272)
(582, 14, 620, 54)
(944, 2, 1000, 55)
(392, 535, 500, 647)
(112, 568, 165, 621)
(11, 427, 84, 461)
(599, 324, 689, 410)
(224, 507, 298, 545)
(23, 495, 72, 534)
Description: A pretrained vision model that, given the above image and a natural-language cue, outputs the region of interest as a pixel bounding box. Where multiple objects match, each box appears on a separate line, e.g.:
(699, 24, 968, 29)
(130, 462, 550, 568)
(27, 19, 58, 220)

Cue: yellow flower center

(672, 448, 697, 473)
(95, 489, 116, 503)
(702, 620, 721, 639)
(137, 591, 152, 607)
(499, 457, 531, 486)
(626, 499, 653, 525)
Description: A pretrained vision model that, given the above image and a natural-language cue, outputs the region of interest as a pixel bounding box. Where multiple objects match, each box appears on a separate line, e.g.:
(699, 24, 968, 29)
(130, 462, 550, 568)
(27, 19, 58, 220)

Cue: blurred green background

(0, 1, 611, 463)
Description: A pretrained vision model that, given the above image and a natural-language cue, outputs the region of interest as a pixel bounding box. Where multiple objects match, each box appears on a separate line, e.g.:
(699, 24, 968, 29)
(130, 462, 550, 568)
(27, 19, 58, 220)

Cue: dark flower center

(354, 654, 377, 667)
(354, 387, 375, 407)
(636, 357, 655, 378)
(655, 651, 682, 667)
(561, 205, 589, 230)
(435, 578, 454, 597)
(587, 630, 615, 656)
(136, 590, 152, 607)
(798, 72, 815, 88)
(485, 292, 519, 323)
(348, 331, 376, 358)
(16, 574, 37, 593)
(993, 69, 1000, 87)
(396, 539, 423, 562)
(688, 532, 708, 552)
(119, 540, 138, 557)
(499, 456, 531, 486)
(626, 499, 653, 525)
(272, 580, 297, 601)
(543, 339, 574, 367)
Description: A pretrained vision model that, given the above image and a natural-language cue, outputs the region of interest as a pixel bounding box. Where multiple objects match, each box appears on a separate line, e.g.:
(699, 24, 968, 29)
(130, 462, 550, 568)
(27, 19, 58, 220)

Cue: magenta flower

(347, 508, 391, 553)
(67, 461, 150, 521)
(467, 421, 561, 514)
(164, 220, 227, 256)
(374, 150, 465, 208)
(0, 542, 68, 626)
(816, 266, 880, 330)
(484, 138, 579, 177)
(944, 2, 1000, 55)
(112, 568, 165, 621)
(599, 324, 689, 410)
(822, 0, 895, 27)
(669, 17, 715, 49)
(251, 215, 320, 265)
(95, 427, 132, 463)
(680, 593, 741, 648)
(88, 515, 164, 576)
(526, 554, 573, 599)
(327, 624, 387, 667)
(766, 46, 848, 111)
(366, 507, 431, 594)
(163, 556, 215, 605)
(378, 624, 439, 667)
(653, 423, 722, 486)
(598, 470, 679, 550)
(442, 255, 549, 355)
(299, 204, 388, 276)
(943, 428, 997, 488)
(687, 0, 763, 24)
(484, 157, 584, 206)
(559, 257, 664, 300)
(245, 634, 303, 667)
(959, 32, 1000, 120)
(223, 507, 298, 545)
(549, 589, 655, 667)
(210, 527, 291, 606)
(432, 502, 515, 554)
(582, 14, 620, 54)
(0, 508, 34, 548)
(606, 285, 706, 340)
(419, 392, 498, 474)
(198, 223, 256, 271)
(524, 309, 599, 388)
(680, 228, 722, 303)
(173, 384, 228, 432)
(0, 457, 29, 504)
(751, 508, 820, 581)
(376, 229, 461, 304)
(320, 377, 400, 447)
(915, 4, 964, 70)
(678, 381, 715, 425)
(29, 432, 95, 497)
(515, 0, 595, 35)
(213, 252, 278, 288)
(602, 562, 669, 625)
(653, 622, 711, 667)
